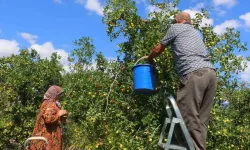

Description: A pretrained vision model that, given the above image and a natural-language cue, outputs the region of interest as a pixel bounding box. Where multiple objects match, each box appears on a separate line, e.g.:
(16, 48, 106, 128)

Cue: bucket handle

(135, 56, 148, 65)
(24, 137, 48, 150)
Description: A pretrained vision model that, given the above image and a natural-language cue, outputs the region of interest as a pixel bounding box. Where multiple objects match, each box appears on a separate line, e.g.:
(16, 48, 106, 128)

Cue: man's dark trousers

(176, 68, 217, 150)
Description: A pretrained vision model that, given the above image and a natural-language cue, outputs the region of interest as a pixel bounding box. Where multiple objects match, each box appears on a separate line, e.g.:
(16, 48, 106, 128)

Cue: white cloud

(30, 42, 71, 72)
(147, 5, 161, 13)
(213, 0, 237, 8)
(213, 20, 241, 35)
(193, 2, 205, 10)
(30, 42, 69, 65)
(241, 61, 250, 81)
(85, 0, 103, 16)
(63, 65, 71, 73)
(183, 9, 214, 27)
(88, 61, 97, 70)
(75, 0, 104, 16)
(53, 0, 62, 4)
(146, 3, 177, 19)
(0, 39, 19, 57)
(217, 9, 226, 16)
(240, 12, 250, 27)
(20, 32, 38, 45)
(183, 3, 214, 27)
(0, 36, 70, 72)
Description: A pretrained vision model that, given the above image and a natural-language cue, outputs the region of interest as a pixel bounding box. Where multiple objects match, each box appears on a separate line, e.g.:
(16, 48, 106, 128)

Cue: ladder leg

(179, 122, 195, 150)
(165, 120, 176, 150)
(158, 118, 171, 148)
(158, 96, 195, 150)
(168, 96, 195, 150)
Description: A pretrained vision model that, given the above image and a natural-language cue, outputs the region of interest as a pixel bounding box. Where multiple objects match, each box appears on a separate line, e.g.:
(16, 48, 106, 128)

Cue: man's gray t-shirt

(161, 24, 214, 77)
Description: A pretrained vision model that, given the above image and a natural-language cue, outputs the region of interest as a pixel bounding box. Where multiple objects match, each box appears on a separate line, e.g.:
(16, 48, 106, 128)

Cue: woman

(30, 85, 68, 150)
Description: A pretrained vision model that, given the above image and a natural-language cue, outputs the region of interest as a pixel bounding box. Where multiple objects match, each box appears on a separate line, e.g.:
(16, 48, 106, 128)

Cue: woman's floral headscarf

(44, 85, 63, 101)
(43, 85, 63, 108)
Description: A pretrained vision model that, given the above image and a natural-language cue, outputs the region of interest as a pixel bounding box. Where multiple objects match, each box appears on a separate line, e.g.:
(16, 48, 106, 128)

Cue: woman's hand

(58, 110, 68, 117)
(58, 110, 68, 122)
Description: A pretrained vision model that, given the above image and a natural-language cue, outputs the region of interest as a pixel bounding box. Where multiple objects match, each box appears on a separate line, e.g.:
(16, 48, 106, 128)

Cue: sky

(0, 0, 249, 81)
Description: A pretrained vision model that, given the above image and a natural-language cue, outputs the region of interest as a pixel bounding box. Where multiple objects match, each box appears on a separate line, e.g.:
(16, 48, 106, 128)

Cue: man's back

(161, 24, 213, 77)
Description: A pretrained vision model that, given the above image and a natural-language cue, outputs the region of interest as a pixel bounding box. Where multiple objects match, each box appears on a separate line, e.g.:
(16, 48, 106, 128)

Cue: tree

(0, 49, 63, 149)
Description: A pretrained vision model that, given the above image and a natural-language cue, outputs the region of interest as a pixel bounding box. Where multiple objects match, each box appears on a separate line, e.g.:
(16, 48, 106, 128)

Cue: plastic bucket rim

(132, 64, 152, 70)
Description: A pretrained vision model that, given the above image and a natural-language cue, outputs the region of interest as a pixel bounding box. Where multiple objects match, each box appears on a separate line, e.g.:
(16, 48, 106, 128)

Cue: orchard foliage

(0, 50, 63, 149)
(0, 0, 250, 149)
(208, 87, 250, 149)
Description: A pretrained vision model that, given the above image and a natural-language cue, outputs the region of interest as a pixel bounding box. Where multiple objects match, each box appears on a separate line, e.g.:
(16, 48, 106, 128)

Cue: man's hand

(147, 57, 155, 65)
(148, 43, 165, 64)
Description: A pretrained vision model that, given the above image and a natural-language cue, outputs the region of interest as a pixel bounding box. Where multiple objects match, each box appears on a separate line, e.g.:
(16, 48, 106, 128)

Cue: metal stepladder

(158, 96, 195, 150)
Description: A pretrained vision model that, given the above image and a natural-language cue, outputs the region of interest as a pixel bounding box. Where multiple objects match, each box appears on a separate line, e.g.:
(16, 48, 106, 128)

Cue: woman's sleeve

(42, 103, 59, 124)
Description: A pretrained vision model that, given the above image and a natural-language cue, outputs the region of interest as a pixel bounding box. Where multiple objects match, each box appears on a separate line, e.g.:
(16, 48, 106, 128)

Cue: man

(148, 12, 217, 150)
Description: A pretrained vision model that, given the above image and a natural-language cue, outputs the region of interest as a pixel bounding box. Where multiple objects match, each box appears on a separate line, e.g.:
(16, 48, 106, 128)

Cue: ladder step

(158, 143, 187, 150)
(158, 143, 165, 148)
(168, 145, 187, 150)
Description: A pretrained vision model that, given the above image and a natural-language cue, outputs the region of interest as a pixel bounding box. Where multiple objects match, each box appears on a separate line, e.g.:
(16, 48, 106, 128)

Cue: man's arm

(148, 43, 165, 64)
(147, 25, 176, 64)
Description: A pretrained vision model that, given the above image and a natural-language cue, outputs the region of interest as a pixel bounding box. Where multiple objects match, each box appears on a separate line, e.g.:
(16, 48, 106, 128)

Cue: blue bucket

(132, 64, 155, 94)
